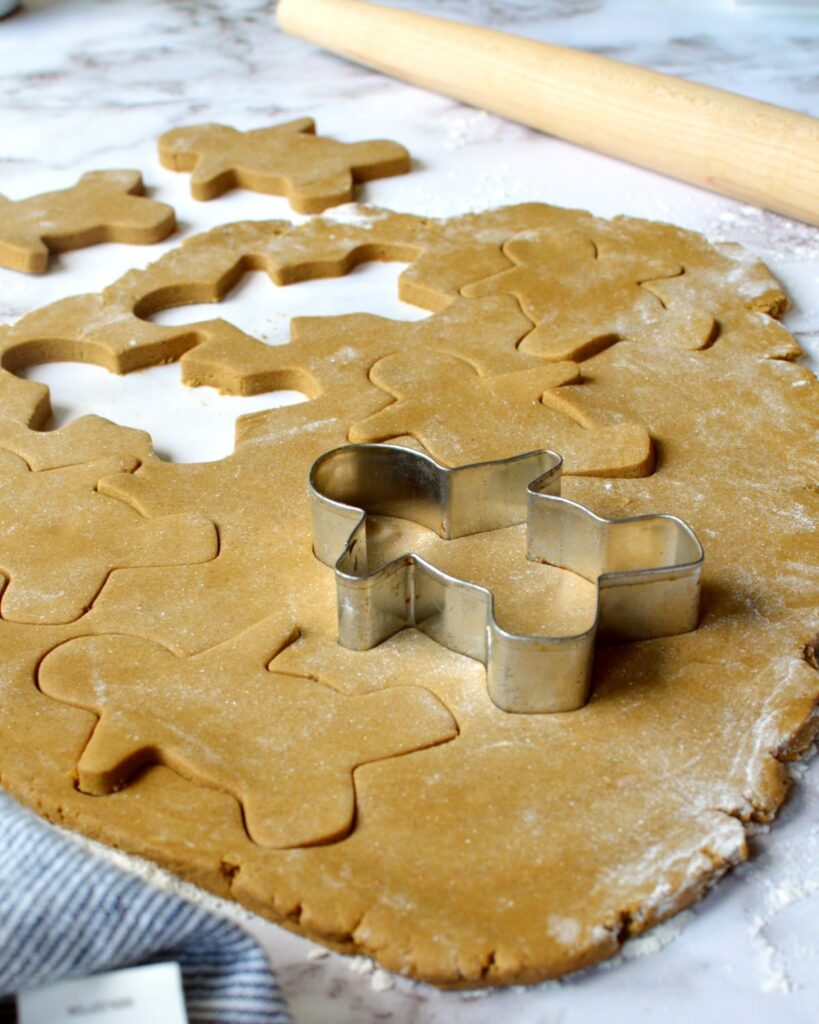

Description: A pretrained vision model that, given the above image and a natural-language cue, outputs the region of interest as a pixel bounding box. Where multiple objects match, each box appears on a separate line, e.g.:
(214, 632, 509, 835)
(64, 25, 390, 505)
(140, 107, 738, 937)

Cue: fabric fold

(0, 793, 291, 1024)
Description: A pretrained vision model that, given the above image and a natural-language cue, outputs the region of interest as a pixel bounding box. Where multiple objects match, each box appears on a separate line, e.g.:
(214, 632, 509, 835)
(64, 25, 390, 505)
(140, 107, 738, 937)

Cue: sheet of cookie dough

(0, 205, 815, 989)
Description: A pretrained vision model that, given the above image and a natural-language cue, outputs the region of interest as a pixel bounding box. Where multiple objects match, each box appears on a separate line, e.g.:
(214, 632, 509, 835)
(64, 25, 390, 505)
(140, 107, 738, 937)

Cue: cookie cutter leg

(309, 445, 703, 713)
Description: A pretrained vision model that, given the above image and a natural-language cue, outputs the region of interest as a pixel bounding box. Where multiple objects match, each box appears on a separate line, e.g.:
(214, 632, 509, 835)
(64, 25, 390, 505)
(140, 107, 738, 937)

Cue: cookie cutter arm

(309, 445, 704, 713)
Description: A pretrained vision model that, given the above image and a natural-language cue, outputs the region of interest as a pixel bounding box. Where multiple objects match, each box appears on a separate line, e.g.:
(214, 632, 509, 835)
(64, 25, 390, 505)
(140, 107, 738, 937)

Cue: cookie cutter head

(309, 445, 704, 713)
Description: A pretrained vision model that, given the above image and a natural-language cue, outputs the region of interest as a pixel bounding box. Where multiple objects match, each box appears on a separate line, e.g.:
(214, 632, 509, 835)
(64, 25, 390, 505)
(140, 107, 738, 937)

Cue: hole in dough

(20, 361, 305, 464)
(19, 263, 433, 463)
(149, 262, 430, 342)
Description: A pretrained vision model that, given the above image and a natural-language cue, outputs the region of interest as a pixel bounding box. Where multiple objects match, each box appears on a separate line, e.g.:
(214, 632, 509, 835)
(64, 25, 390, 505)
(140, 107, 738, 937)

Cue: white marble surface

(1, 1, 818, 1022)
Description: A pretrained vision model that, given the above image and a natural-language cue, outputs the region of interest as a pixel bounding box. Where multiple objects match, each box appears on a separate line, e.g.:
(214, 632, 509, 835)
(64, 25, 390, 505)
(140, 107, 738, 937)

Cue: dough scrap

(0, 206, 794, 426)
(0, 203, 815, 989)
(0, 170, 175, 274)
(38, 619, 458, 848)
(158, 119, 410, 211)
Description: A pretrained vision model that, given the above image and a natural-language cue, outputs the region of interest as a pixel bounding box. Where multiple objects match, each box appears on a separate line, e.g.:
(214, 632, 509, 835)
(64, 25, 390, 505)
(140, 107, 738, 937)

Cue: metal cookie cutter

(309, 445, 704, 714)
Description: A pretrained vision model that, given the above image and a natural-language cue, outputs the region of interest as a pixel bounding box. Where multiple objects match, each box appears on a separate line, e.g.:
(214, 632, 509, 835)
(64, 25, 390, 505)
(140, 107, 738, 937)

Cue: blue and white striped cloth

(0, 793, 292, 1024)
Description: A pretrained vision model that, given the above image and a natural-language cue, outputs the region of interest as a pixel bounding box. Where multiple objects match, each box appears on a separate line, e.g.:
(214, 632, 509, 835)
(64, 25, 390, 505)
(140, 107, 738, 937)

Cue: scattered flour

(319, 203, 388, 228)
(709, 206, 819, 262)
(348, 955, 375, 975)
(371, 968, 395, 992)
(620, 910, 695, 960)
(748, 916, 792, 994)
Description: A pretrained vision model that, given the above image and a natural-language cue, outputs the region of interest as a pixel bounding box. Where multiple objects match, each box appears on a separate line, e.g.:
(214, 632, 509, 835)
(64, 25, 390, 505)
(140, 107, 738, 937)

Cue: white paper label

(17, 961, 188, 1024)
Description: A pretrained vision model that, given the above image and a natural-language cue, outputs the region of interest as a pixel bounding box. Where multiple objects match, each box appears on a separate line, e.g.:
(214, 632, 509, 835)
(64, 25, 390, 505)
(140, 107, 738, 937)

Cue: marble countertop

(1, 1, 817, 1022)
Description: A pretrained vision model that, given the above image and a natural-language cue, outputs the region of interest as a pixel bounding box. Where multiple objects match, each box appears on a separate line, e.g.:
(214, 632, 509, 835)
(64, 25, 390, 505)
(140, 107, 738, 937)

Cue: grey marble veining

(1, 1, 817, 1022)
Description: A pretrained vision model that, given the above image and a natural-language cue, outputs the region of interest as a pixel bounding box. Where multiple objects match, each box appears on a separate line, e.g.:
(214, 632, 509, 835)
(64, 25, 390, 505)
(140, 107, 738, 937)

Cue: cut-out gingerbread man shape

(158, 119, 410, 213)
(463, 230, 716, 361)
(0, 450, 217, 624)
(38, 617, 458, 848)
(350, 352, 654, 476)
(0, 170, 175, 274)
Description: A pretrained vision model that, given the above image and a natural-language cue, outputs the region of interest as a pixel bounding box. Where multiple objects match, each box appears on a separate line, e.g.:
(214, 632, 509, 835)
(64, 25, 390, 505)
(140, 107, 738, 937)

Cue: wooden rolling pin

(277, 0, 819, 227)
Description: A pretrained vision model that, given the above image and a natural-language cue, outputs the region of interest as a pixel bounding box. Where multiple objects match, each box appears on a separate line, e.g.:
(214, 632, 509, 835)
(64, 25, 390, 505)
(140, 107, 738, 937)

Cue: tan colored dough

(158, 119, 410, 211)
(349, 350, 654, 475)
(0, 414, 153, 469)
(462, 229, 717, 359)
(0, 203, 815, 989)
(38, 618, 457, 848)
(185, 294, 541, 389)
(0, 447, 217, 624)
(0, 170, 175, 273)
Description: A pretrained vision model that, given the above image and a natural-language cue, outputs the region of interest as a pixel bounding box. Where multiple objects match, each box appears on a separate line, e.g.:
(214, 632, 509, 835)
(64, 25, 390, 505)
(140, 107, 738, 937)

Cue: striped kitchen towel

(0, 793, 292, 1024)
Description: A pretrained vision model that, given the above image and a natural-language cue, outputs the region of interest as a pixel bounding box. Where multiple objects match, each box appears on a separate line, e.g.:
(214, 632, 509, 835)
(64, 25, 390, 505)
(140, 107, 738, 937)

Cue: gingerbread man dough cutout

(462, 230, 717, 361)
(38, 618, 458, 848)
(0, 170, 175, 273)
(351, 351, 655, 476)
(158, 119, 410, 212)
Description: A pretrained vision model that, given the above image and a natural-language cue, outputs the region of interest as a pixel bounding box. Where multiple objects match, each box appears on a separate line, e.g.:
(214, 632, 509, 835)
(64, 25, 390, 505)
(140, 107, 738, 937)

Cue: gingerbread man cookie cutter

(310, 445, 704, 713)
